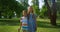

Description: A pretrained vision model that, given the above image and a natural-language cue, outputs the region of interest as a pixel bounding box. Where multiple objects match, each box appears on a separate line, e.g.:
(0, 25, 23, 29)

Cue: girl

(27, 6, 37, 32)
(19, 10, 28, 32)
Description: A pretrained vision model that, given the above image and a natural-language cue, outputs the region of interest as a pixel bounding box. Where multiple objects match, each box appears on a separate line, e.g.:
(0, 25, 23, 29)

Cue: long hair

(27, 6, 34, 19)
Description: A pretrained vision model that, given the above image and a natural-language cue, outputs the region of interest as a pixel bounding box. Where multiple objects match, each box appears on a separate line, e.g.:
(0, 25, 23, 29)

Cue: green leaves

(0, 0, 24, 18)
(32, 0, 40, 16)
(40, 5, 48, 18)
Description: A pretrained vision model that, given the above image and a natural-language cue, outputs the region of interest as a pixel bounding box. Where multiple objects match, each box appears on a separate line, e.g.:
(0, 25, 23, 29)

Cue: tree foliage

(0, 0, 24, 18)
(32, 0, 40, 16)
(40, 5, 48, 18)
(44, 0, 57, 26)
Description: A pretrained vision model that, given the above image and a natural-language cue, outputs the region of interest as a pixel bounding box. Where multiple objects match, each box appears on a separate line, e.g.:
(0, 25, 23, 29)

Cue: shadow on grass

(0, 20, 60, 28)
(0, 20, 20, 26)
(37, 21, 60, 28)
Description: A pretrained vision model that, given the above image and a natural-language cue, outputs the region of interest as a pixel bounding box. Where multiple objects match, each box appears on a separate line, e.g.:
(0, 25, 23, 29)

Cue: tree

(56, 0, 60, 17)
(20, 0, 29, 10)
(40, 4, 48, 18)
(0, 0, 24, 18)
(44, 0, 57, 26)
(51, 0, 57, 26)
(32, 0, 40, 16)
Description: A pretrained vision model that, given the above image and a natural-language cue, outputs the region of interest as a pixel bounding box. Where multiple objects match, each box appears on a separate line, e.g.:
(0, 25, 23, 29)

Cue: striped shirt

(20, 16, 28, 27)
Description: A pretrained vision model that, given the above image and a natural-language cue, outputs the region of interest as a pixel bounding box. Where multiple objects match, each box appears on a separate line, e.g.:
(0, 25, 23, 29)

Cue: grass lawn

(0, 18, 60, 32)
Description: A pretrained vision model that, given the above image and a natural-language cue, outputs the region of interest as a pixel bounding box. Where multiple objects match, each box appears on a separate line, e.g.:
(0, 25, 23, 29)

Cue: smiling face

(22, 10, 27, 16)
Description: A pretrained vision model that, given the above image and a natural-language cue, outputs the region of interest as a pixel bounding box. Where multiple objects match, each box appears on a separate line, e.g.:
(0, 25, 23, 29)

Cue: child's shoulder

(21, 16, 24, 18)
(20, 17, 25, 22)
(21, 16, 26, 19)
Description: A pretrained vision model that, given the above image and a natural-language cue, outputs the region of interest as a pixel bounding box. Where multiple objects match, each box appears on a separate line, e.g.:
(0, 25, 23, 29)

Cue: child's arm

(18, 18, 22, 32)
(20, 22, 22, 30)
(35, 17, 37, 31)
(34, 14, 37, 31)
(20, 18, 22, 30)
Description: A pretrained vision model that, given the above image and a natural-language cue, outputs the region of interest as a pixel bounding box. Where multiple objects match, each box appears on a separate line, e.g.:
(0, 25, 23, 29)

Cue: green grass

(0, 26, 19, 32)
(0, 18, 60, 32)
(37, 18, 60, 32)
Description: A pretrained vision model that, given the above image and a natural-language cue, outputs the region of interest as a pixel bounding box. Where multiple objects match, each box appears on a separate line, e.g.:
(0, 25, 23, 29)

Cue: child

(27, 6, 37, 32)
(18, 10, 28, 32)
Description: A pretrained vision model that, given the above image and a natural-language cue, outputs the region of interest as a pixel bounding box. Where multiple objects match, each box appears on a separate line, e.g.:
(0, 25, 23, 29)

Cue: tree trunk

(0, 11, 2, 18)
(51, 1, 57, 26)
(44, 0, 57, 26)
(44, 0, 51, 19)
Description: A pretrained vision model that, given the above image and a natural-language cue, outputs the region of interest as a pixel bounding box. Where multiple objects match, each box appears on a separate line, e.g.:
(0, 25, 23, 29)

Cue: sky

(16, 0, 44, 8)
(28, 0, 44, 8)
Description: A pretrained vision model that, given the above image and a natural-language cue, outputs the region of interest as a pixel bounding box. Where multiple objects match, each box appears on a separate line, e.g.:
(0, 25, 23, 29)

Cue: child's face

(23, 11, 27, 16)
